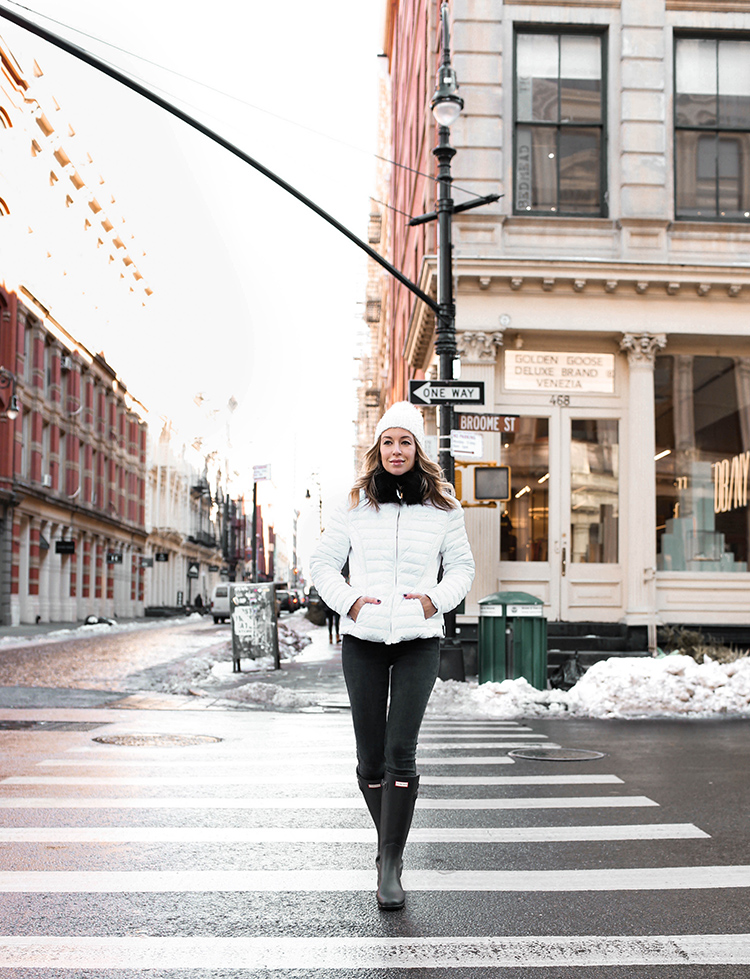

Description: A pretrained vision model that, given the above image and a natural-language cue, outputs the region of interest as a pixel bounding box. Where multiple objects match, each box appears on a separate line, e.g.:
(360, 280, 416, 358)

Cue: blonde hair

(349, 436, 457, 511)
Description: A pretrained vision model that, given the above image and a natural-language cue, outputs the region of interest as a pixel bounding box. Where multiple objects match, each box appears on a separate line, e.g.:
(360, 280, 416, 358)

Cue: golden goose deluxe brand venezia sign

(504, 351, 615, 393)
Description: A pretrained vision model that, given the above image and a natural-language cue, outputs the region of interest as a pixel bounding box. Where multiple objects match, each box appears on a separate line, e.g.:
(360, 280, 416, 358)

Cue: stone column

(620, 333, 666, 647)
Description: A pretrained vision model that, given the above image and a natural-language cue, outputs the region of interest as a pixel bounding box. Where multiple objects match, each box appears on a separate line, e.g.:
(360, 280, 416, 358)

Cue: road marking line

(34, 755, 529, 767)
(0, 934, 748, 968)
(37, 740, 551, 763)
(421, 730, 529, 735)
(418, 740, 549, 748)
(0, 794, 658, 810)
(422, 719, 525, 723)
(1, 866, 747, 892)
(0, 824, 707, 844)
(0, 774, 623, 786)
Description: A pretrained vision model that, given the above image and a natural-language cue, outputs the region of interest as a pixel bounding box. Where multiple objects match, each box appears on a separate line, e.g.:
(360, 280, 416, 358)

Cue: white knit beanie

(374, 401, 425, 447)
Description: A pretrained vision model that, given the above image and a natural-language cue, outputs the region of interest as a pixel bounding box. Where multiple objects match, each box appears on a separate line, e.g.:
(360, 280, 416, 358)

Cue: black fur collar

(373, 467, 425, 505)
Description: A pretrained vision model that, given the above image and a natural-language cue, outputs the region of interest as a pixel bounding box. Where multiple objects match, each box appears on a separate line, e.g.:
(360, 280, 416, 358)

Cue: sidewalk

(203, 615, 351, 712)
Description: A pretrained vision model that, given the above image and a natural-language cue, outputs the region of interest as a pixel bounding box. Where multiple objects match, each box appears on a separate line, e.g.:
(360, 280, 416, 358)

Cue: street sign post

(409, 380, 485, 405)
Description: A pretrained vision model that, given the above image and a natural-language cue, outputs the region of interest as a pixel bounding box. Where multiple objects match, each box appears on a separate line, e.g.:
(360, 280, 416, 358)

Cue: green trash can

(477, 591, 547, 688)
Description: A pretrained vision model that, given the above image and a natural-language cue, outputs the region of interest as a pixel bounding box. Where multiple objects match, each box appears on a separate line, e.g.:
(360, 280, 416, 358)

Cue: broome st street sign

(409, 380, 485, 405)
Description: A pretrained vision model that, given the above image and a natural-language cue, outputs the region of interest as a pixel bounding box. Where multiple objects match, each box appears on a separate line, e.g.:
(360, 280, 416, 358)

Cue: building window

(655, 354, 750, 572)
(501, 418, 549, 562)
(514, 30, 605, 216)
(675, 36, 750, 220)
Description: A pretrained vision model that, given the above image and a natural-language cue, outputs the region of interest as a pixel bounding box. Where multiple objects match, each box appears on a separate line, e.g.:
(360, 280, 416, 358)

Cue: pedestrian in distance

(323, 600, 341, 644)
(310, 401, 475, 910)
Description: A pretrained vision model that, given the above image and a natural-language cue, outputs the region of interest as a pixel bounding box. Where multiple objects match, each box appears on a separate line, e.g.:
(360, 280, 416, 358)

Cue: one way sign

(409, 380, 485, 405)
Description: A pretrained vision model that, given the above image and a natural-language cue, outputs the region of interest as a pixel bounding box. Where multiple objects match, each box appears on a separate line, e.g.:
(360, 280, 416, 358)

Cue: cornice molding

(666, 1, 750, 10)
(443, 259, 750, 299)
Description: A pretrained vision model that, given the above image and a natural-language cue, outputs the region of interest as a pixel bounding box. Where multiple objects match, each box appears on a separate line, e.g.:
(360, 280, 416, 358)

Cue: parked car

(210, 583, 230, 624)
(275, 586, 300, 614)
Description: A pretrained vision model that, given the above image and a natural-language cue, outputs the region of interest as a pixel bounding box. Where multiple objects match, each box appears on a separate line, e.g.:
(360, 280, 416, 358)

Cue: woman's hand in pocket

(348, 596, 381, 621)
(404, 593, 437, 619)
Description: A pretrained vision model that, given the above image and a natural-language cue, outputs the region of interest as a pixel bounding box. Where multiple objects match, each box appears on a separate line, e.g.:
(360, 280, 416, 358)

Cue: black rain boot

(376, 772, 419, 911)
(356, 771, 383, 862)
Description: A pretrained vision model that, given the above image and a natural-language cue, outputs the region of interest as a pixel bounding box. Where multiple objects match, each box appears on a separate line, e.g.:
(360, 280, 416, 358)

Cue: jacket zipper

(391, 506, 400, 643)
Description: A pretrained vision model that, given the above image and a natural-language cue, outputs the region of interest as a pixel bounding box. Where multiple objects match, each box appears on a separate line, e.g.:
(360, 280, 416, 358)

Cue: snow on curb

(0, 614, 206, 647)
(221, 682, 316, 710)
(428, 654, 750, 719)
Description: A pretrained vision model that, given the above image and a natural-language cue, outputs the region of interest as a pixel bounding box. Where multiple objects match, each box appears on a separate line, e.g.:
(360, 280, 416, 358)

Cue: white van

(210, 583, 230, 624)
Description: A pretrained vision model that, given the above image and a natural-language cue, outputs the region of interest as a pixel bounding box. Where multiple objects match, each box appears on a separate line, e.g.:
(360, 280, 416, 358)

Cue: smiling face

(379, 428, 417, 476)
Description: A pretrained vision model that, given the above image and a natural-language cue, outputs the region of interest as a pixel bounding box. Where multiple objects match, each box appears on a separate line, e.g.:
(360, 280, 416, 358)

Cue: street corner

(188, 616, 349, 713)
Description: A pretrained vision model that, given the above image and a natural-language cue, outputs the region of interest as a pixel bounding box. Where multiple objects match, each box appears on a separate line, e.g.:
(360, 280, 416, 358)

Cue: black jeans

(341, 635, 440, 779)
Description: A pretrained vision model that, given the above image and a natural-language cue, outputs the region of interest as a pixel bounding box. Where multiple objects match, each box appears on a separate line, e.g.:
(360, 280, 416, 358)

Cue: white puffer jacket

(310, 496, 475, 645)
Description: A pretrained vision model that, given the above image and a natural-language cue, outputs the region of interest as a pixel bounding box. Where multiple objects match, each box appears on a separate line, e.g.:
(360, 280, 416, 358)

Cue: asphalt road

(0, 623, 747, 976)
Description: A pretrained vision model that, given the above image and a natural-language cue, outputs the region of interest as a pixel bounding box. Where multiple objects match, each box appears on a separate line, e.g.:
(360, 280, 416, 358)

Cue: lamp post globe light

(0, 368, 19, 421)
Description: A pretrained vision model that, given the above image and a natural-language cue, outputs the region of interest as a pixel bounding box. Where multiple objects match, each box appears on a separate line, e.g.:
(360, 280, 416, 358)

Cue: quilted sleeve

(309, 504, 360, 618)
(425, 504, 475, 614)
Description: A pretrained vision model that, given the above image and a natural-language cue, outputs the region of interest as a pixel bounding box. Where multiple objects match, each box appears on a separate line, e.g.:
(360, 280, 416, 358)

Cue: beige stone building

(363, 0, 750, 651)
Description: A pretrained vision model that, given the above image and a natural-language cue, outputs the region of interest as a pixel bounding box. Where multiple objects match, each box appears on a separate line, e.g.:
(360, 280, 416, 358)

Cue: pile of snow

(428, 654, 750, 720)
(208, 656, 276, 680)
(222, 682, 316, 710)
(278, 621, 313, 659)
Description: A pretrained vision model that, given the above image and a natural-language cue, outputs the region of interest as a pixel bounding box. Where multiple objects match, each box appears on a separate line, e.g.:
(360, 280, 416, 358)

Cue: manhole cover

(92, 733, 222, 747)
(508, 747, 605, 762)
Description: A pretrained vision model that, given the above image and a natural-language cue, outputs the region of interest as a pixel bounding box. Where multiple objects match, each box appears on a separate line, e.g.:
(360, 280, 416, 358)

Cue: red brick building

(0, 287, 148, 625)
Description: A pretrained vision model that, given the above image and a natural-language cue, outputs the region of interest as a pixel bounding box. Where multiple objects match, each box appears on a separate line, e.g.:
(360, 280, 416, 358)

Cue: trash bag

(306, 601, 326, 627)
(548, 653, 585, 690)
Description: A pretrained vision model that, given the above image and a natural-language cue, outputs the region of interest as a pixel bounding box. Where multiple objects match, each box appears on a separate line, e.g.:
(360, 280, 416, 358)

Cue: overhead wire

(3, 0, 493, 205)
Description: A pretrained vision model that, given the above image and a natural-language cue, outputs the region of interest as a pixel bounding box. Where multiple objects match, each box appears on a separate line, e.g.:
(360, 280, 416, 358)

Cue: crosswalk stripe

(422, 720, 525, 726)
(419, 731, 541, 738)
(0, 933, 747, 969)
(37, 740, 550, 763)
(0, 773, 623, 786)
(0, 823, 707, 843)
(0, 794, 659, 810)
(1, 865, 748, 892)
(418, 740, 549, 748)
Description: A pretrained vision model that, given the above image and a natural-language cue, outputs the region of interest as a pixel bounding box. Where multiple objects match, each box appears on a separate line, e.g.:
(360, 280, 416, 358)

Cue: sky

(0, 0, 386, 562)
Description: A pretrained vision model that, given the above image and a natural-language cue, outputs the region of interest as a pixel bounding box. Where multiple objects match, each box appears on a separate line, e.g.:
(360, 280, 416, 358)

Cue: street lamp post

(408, 3, 500, 673)
(431, 3, 464, 487)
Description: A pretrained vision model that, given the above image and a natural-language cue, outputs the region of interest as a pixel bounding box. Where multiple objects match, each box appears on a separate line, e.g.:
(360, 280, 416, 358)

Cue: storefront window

(655, 355, 750, 571)
(570, 419, 619, 563)
(501, 417, 549, 561)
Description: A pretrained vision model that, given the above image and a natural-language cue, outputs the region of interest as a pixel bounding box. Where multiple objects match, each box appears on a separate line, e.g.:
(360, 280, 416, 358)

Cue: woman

(310, 401, 474, 910)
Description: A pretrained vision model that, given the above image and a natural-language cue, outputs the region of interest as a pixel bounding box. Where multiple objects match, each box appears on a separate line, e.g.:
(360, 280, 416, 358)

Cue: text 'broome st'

(456, 413, 519, 433)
